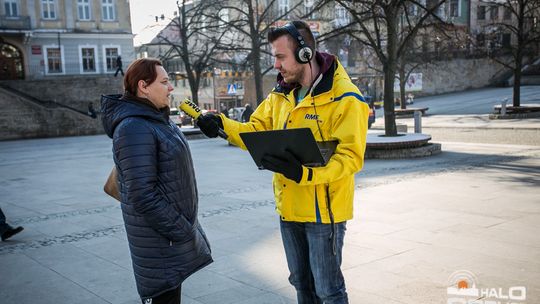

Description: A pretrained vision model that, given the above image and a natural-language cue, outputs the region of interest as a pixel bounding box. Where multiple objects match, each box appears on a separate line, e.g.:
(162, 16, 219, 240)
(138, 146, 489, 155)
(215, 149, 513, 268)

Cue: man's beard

(286, 67, 305, 84)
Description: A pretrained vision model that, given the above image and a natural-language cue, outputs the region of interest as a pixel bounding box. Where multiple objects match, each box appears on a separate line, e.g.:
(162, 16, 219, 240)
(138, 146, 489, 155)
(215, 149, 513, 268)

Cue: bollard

(501, 99, 507, 115)
(414, 110, 422, 133)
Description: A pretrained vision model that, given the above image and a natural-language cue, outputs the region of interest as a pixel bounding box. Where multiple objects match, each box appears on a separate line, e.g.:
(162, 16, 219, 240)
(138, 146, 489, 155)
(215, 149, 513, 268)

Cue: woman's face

(142, 65, 174, 109)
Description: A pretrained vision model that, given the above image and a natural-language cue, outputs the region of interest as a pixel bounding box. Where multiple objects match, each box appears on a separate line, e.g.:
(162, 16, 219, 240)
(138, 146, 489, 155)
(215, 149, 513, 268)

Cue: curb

(365, 143, 442, 159)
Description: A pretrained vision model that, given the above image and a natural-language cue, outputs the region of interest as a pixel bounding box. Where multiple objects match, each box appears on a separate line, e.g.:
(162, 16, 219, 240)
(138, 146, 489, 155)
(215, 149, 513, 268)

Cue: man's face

(271, 35, 304, 84)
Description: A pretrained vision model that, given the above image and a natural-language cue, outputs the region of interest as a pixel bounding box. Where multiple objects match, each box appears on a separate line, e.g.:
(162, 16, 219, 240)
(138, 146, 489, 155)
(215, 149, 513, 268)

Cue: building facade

(0, 0, 134, 80)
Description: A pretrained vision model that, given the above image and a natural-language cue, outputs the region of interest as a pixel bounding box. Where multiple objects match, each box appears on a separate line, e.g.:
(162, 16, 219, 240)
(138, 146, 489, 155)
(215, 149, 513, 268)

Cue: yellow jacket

(220, 54, 369, 223)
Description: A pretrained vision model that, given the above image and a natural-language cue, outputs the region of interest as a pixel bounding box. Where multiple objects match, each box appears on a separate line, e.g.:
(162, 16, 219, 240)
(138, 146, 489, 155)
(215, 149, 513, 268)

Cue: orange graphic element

(457, 280, 469, 289)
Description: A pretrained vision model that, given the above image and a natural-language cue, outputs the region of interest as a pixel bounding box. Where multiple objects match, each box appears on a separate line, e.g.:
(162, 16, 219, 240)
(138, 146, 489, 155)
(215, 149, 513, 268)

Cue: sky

(130, 0, 179, 46)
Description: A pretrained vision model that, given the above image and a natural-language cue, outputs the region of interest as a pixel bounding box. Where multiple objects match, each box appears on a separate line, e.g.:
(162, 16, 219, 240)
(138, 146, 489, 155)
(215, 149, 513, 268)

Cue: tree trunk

(383, 64, 397, 136)
(248, 2, 264, 105)
(399, 65, 407, 110)
(252, 40, 264, 105)
(383, 8, 398, 136)
(513, 67, 521, 107)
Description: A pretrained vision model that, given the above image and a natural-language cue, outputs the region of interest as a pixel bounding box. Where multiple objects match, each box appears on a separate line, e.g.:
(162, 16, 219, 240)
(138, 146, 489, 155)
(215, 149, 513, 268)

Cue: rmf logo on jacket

(304, 113, 319, 120)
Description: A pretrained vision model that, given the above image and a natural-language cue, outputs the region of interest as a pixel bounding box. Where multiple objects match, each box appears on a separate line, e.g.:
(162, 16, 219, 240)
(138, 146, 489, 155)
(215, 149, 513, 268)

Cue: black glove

(197, 114, 223, 138)
(261, 149, 303, 183)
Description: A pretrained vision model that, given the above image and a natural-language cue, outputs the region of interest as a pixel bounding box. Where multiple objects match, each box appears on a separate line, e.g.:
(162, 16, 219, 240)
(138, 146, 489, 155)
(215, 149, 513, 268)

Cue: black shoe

(1, 226, 24, 241)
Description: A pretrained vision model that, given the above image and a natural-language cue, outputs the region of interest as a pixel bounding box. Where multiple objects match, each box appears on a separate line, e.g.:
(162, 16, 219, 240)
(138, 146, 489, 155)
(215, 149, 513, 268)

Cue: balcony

(0, 15, 31, 30)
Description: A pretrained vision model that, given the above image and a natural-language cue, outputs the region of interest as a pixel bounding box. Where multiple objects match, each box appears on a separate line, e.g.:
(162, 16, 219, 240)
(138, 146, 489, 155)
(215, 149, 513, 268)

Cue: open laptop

(239, 128, 337, 169)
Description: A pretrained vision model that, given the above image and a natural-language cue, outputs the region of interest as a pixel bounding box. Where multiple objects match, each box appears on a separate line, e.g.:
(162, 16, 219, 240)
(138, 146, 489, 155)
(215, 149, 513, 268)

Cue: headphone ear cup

(297, 46, 313, 64)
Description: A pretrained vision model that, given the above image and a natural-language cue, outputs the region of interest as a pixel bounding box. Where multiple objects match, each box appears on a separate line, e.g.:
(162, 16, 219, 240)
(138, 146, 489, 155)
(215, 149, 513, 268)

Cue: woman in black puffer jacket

(101, 58, 213, 304)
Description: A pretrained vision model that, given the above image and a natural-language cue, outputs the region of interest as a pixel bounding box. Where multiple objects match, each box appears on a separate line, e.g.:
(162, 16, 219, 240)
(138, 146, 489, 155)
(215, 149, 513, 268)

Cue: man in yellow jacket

(198, 21, 369, 304)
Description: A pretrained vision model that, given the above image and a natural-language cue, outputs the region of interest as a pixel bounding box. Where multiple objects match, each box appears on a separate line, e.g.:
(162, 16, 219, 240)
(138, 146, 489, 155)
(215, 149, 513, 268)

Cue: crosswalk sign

(227, 83, 237, 95)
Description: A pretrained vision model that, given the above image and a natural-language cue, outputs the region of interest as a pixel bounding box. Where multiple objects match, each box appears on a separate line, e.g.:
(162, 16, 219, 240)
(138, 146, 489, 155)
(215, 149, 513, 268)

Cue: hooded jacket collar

(100, 93, 170, 138)
(273, 51, 336, 96)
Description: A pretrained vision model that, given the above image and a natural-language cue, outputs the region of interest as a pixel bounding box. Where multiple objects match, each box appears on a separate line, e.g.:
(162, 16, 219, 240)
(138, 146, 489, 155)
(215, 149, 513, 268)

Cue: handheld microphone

(179, 99, 228, 139)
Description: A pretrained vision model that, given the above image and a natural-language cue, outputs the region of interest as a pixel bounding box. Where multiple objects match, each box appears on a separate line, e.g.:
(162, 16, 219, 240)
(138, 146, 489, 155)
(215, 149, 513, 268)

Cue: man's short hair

(268, 20, 316, 51)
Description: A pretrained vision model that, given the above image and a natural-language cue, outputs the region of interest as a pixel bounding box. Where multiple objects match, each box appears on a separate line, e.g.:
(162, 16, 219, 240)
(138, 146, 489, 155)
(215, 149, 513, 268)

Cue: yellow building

(1, 0, 134, 79)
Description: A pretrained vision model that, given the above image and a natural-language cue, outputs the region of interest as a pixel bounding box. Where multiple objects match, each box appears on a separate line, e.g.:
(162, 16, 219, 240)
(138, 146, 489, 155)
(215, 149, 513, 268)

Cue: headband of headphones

(282, 23, 314, 64)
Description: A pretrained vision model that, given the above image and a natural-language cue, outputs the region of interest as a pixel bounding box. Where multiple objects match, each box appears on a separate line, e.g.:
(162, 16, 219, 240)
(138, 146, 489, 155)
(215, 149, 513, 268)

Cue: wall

(0, 76, 123, 140)
(419, 57, 507, 96)
(243, 57, 505, 103)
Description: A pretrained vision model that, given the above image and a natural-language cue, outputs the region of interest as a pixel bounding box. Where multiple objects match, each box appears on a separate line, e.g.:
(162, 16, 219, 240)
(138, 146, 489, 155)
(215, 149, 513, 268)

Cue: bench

(395, 107, 429, 116)
(493, 104, 540, 114)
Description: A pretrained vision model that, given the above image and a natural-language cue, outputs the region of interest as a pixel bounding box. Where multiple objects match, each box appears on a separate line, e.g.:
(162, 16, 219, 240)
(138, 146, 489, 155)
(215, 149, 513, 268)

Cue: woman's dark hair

(267, 20, 316, 50)
(123, 58, 163, 96)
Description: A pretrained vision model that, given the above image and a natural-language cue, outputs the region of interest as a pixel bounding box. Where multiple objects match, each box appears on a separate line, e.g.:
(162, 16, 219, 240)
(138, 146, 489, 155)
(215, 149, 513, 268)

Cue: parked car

(363, 95, 376, 129)
(228, 107, 245, 121)
(170, 107, 182, 127)
(180, 111, 193, 125)
(368, 103, 376, 129)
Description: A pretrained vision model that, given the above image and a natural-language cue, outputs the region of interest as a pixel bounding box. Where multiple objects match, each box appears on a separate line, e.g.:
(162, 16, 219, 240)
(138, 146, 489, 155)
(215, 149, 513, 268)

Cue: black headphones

(282, 23, 314, 64)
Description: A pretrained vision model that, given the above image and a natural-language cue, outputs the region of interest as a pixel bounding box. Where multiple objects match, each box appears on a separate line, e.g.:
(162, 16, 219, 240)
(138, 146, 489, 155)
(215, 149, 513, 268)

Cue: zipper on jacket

(283, 112, 291, 129)
(170, 240, 172, 246)
(282, 95, 296, 129)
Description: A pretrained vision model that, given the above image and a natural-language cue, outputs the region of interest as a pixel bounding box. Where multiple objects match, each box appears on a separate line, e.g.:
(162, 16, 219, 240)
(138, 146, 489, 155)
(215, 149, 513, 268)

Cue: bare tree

(334, 0, 447, 136)
(209, 0, 317, 105)
(147, 0, 227, 105)
(482, 0, 540, 107)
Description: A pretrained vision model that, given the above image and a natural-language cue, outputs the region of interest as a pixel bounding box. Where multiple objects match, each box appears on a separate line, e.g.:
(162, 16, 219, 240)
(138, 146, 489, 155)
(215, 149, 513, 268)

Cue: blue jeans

(280, 220, 348, 304)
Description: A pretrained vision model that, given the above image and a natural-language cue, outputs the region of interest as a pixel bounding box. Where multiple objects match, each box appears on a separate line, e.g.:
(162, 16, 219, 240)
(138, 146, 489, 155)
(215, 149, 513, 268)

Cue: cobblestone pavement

(1, 86, 540, 303)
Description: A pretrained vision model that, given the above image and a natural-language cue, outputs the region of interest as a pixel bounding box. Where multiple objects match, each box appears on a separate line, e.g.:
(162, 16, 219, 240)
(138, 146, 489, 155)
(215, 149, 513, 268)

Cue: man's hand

(261, 149, 303, 183)
(197, 114, 223, 138)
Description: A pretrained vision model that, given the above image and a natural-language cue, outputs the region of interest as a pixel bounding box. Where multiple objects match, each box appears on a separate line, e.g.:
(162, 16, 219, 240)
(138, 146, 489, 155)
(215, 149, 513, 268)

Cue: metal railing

(25, 62, 126, 79)
(0, 83, 95, 118)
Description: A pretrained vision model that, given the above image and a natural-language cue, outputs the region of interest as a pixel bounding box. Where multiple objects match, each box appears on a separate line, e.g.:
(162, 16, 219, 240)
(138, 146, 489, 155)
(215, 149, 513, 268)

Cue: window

(80, 47, 97, 72)
(450, 0, 460, 17)
(409, 0, 426, 17)
(101, 0, 115, 21)
(78, 0, 91, 20)
(104, 47, 119, 72)
(503, 7, 512, 20)
(437, 3, 446, 19)
(477, 5, 486, 20)
(304, 0, 318, 19)
(335, 4, 349, 26)
(278, 0, 289, 17)
(42, 0, 56, 19)
(45, 46, 63, 74)
(4, 0, 18, 17)
(490, 6, 498, 20)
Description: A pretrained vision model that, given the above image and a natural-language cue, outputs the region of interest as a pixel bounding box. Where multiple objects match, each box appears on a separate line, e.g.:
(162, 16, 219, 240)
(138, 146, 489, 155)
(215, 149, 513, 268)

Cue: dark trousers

(114, 67, 124, 77)
(0, 207, 9, 235)
(141, 286, 181, 304)
(280, 220, 348, 304)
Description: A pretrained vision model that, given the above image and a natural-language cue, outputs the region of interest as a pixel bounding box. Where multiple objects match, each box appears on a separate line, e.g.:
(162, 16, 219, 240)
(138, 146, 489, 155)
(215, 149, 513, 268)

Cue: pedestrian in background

(101, 58, 212, 304)
(241, 103, 254, 122)
(197, 20, 369, 304)
(114, 55, 124, 77)
(1, 207, 24, 241)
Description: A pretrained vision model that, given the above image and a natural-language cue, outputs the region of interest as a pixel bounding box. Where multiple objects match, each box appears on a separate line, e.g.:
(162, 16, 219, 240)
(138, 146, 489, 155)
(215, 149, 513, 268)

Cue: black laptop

(239, 128, 337, 169)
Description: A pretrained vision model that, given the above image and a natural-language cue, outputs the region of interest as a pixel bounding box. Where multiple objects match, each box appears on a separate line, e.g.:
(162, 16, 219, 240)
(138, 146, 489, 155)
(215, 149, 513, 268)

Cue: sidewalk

(372, 114, 540, 130)
(1, 134, 539, 303)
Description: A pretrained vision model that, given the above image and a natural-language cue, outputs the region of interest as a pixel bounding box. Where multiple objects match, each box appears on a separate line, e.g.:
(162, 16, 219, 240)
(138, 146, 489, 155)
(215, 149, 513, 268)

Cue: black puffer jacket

(101, 94, 212, 299)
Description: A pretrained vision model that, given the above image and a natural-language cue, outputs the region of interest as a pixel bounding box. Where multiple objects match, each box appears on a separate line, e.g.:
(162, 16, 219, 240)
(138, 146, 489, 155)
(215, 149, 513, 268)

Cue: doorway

(0, 42, 24, 80)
